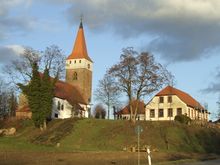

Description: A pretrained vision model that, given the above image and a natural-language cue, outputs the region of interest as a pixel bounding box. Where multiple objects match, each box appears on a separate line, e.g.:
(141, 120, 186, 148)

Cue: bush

(174, 115, 191, 124)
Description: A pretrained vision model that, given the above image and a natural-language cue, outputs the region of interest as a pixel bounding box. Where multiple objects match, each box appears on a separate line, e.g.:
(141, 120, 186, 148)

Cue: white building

(51, 79, 89, 119)
(145, 86, 209, 121)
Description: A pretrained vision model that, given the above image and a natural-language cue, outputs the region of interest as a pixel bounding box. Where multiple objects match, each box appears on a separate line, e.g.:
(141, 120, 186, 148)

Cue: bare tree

(4, 45, 65, 87)
(216, 95, 220, 121)
(94, 72, 120, 119)
(93, 104, 106, 119)
(0, 80, 17, 119)
(109, 47, 174, 123)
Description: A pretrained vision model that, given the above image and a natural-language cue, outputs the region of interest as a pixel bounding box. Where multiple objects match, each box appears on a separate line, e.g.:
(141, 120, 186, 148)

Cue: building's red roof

(117, 100, 145, 115)
(67, 21, 92, 62)
(156, 86, 205, 110)
(54, 79, 87, 105)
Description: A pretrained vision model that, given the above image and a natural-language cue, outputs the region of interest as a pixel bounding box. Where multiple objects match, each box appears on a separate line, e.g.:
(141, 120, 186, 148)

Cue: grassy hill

(1, 118, 220, 154)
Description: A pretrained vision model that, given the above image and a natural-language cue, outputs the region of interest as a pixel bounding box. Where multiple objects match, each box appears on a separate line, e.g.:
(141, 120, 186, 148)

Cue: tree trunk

(43, 119, 47, 130)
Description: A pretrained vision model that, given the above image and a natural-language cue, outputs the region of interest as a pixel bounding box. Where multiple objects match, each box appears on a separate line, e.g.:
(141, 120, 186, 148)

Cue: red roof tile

(117, 100, 145, 115)
(54, 79, 87, 105)
(156, 86, 205, 110)
(67, 21, 92, 62)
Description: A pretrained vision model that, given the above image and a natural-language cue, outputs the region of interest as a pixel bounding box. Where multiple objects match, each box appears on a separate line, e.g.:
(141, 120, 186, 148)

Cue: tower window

(73, 72, 77, 80)
(88, 64, 90, 69)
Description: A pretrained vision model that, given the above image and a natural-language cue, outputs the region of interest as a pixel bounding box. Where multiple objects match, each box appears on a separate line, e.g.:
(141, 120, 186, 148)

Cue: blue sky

(0, 0, 220, 120)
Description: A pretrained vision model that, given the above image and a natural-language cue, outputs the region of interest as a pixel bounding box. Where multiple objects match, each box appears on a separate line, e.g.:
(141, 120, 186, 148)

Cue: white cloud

(0, 0, 34, 41)
(44, 0, 220, 62)
(0, 45, 24, 64)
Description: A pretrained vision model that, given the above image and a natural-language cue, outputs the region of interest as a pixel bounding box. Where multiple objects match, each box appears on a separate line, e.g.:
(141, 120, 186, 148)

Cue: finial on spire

(80, 14, 83, 28)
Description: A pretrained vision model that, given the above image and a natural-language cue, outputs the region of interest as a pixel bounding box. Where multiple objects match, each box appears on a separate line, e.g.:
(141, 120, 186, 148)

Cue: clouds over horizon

(0, 45, 24, 64)
(1, 0, 220, 63)
(202, 67, 220, 93)
(0, 0, 34, 41)
(45, 0, 220, 63)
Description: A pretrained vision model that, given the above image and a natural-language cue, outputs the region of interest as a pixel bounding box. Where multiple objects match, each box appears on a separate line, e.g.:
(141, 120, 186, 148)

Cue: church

(16, 20, 93, 119)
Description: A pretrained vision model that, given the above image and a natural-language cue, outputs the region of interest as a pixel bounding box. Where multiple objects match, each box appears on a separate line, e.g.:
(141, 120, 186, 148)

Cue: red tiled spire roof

(156, 86, 205, 110)
(67, 20, 92, 62)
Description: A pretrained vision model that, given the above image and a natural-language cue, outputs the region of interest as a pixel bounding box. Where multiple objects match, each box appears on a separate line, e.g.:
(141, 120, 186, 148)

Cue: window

(57, 101, 61, 110)
(159, 97, 164, 103)
(69, 60, 71, 64)
(159, 109, 164, 117)
(61, 104, 64, 110)
(73, 72, 77, 80)
(79, 60, 81, 63)
(150, 109, 155, 118)
(168, 96, 172, 103)
(74, 60, 76, 63)
(88, 64, 90, 69)
(177, 108, 182, 115)
(55, 113, 58, 118)
(168, 108, 173, 117)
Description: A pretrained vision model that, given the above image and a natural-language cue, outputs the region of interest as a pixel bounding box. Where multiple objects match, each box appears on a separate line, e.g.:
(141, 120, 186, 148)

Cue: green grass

(1, 118, 220, 154)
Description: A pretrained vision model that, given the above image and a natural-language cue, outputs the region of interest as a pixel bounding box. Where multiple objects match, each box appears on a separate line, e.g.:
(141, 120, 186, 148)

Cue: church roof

(16, 74, 86, 113)
(117, 100, 145, 115)
(155, 86, 205, 110)
(54, 79, 87, 105)
(67, 21, 92, 62)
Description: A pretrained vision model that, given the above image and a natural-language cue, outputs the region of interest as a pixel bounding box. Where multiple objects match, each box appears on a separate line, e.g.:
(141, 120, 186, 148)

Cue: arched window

(73, 72, 77, 80)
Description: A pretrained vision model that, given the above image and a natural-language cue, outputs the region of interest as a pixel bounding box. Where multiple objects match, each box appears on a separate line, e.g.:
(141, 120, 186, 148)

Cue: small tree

(8, 91, 17, 117)
(109, 47, 174, 123)
(40, 68, 56, 129)
(94, 104, 106, 119)
(174, 115, 191, 124)
(94, 72, 120, 119)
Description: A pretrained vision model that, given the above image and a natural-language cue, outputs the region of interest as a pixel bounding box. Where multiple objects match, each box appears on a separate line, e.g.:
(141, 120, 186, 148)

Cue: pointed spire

(79, 14, 83, 28)
(67, 18, 92, 62)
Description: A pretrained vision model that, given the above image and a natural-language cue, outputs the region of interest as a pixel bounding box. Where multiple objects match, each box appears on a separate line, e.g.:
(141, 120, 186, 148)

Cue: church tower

(66, 20, 93, 104)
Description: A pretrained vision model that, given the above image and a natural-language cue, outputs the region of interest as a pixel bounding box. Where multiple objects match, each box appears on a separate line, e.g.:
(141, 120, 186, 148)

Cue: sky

(0, 0, 220, 120)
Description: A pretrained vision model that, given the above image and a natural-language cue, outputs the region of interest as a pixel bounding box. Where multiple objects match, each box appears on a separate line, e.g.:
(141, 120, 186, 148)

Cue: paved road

(181, 159, 220, 165)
